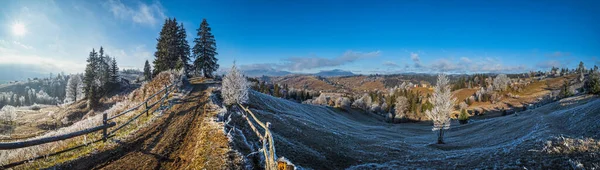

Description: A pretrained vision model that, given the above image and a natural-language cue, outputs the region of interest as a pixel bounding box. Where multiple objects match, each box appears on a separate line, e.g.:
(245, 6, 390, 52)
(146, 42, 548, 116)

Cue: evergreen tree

(98, 47, 110, 91)
(153, 18, 179, 75)
(144, 60, 152, 81)
(176, 23, 191, 75)
(110, 57, 119, 87)
(84, 49, 100, 108)
(577, 61, 585, 74)
(192, 18, 219, 78)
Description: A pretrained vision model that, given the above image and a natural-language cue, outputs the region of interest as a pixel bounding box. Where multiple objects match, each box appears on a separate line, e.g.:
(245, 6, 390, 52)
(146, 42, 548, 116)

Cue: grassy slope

(242, 90, 600, 169)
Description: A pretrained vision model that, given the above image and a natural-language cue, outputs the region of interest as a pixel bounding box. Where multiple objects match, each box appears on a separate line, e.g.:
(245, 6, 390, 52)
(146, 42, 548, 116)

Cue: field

(227, 91, 600, 169)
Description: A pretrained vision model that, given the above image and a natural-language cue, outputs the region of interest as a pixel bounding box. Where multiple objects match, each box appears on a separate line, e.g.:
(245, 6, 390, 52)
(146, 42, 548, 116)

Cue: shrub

(458, 109, 469, 121)
(585, 73, 600, 94)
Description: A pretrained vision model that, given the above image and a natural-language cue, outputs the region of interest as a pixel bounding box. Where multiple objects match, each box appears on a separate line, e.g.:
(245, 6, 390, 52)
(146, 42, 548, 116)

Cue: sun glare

(12, 22, 26, 36)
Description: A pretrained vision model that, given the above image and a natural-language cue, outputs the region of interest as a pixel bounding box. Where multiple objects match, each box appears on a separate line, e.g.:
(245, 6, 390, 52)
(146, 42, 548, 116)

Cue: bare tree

(425, 74, 456, 144)
(222, 62, 249, 106)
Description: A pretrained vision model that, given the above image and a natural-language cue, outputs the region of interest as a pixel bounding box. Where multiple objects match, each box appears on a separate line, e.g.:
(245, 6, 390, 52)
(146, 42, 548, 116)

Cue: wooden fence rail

(0, 83, 174, 150)
(238, 103, 285, 170)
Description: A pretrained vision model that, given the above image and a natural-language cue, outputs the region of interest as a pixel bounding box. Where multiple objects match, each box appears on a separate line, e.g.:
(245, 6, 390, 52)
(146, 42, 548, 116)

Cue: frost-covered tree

(0, 105, 17, 125)
(65, 74, 85, 103)
(493, 74, 510, 91)
(352, 93, 371, 111)
(394, 96, 408, 122)
(425, 74, 456, 144)
(222, 63, 249, 106)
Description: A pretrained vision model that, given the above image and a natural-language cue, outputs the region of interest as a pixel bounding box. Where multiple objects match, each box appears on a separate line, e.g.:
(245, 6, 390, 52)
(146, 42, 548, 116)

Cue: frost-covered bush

(352, 93, 371, 111)
(369, 103, 381, 113)
(312, 95, 330, 106)
(425, 74, 456, 144)
(222, 63, 249, 106)
(335, 97, 351, 109)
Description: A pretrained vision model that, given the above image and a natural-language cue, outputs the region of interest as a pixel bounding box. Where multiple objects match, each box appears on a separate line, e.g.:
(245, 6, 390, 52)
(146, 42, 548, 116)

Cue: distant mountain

(314, 69, 355, 77)
(242, 69, 293, 77)
(0, 64, 52, 83)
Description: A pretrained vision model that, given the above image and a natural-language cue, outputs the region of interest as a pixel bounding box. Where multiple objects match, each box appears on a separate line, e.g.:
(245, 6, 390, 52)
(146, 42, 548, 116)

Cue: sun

(12, 22, 26, 36)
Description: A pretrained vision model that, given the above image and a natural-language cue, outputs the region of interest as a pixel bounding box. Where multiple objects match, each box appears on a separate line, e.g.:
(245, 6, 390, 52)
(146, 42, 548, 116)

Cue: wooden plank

(0, 122, 116, 150)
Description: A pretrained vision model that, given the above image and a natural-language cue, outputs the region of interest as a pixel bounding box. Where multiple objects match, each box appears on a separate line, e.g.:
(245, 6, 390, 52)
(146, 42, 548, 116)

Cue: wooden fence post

(102, 112, 107, 142)
(145, 101, 149, 116)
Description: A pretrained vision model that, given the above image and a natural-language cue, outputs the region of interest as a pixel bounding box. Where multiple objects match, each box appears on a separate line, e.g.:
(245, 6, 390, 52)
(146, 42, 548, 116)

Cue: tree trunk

(437, 128, 445, 144)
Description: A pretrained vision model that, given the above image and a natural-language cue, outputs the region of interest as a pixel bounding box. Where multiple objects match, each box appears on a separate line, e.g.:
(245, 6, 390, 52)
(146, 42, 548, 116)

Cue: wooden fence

(0, 83, 175, 150)
(238, 103, 294, 170)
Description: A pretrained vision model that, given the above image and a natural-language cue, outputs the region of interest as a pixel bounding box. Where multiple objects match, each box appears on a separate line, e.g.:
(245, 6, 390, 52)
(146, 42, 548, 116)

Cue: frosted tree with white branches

(64, 74, 85, 103)
(493, 74, 511, 91)
(425, 74, 456, 144)
(0, 105, 17, 125)
(394, 96, 408, 122)
(222, 62, 249, 106)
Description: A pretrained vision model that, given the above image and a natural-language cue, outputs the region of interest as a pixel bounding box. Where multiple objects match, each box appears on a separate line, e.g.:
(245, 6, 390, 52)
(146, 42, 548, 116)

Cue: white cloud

(409, 52, 423, 68)
(105, 0, 166, 26)
(239, 50, 380, 72)
(383, 61, 399, 67)
(536, 60, 563, 69)
(280, 50, 380, 71)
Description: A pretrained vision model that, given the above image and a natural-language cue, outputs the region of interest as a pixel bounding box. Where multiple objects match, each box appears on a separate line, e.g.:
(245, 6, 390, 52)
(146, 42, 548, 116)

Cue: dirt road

(56, 84, 210, 170)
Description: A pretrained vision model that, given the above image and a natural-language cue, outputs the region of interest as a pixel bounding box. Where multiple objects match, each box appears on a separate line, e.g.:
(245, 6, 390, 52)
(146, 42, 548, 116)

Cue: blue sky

(0, 0, 599, 77)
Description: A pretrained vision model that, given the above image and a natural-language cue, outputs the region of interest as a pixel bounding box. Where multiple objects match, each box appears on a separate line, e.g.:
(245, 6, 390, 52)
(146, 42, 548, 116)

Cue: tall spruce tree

(98, 47, 110, 92)
(110, 57, 119, 87)
(144, 60, 152, 81)
(176, 23, 191, 75)
(84, 49, 100, 108)
(193, 18, 219, 78)
(153, 18, 179, 75)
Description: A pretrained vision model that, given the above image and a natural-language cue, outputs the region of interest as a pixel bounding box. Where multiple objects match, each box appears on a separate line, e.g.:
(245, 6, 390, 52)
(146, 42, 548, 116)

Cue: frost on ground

(228, 90, 600, 169)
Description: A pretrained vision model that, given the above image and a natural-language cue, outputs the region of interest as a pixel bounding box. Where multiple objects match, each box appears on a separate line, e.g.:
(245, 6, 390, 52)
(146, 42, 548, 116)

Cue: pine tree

(84, 49, 100, 108)
(577, 61, 585, 74)
(144, 60, 152, 81)
(110, 57, 119, 88)
(153, 18, 180, 75)
(98, 47, 110, 92)
(193, 19, 219, 78)
(175, 23, 191, 75)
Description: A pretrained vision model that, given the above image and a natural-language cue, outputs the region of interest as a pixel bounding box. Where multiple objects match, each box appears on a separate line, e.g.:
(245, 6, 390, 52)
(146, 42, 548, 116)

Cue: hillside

(228, 90, 600, 169)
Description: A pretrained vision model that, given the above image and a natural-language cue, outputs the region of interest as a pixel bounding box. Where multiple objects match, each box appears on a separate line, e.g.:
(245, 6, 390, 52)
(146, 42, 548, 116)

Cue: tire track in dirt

(55, 84, 210, 170)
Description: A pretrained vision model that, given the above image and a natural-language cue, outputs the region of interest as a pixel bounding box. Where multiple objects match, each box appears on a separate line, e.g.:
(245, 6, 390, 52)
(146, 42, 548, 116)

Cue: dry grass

(172, 102, 231, 170)
(452, 88, 477, 103)
(0, 71, 181, 169)
(543, 136, 600, 154)
(275, 76, 337, 91)
(354, 81, 385, 92)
